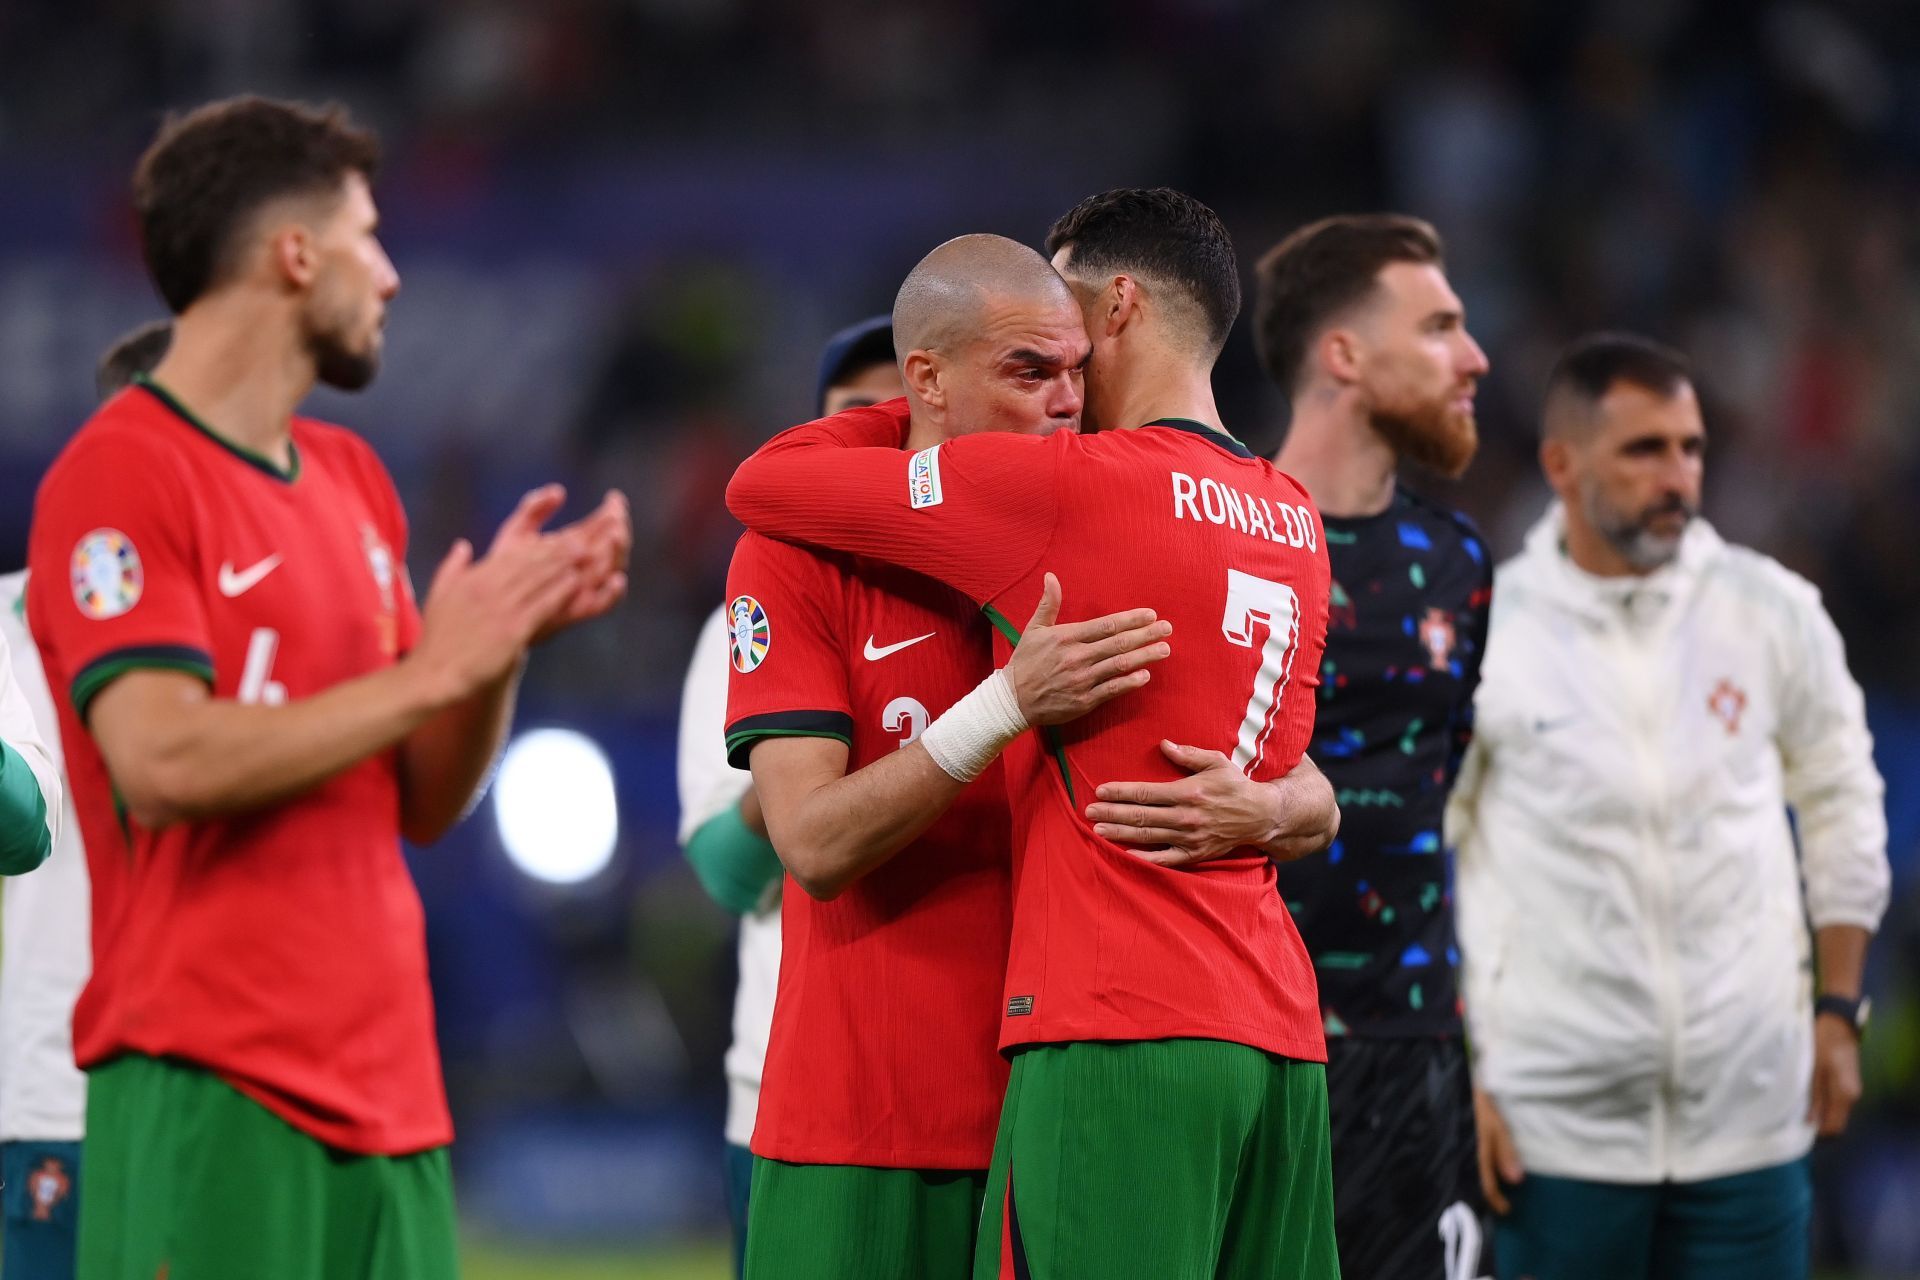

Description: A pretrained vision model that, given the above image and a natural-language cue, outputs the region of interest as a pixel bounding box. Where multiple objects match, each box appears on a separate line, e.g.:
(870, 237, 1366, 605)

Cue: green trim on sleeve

(684, 803, 783, 916)
(71, 645, 215, 723)
(724, 710, 855, 770)
(0, 741, 52, 875)
(980, 602, 1075, 804)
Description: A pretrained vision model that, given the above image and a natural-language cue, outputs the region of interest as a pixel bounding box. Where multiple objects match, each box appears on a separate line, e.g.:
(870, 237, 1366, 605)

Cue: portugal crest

(729, 595, 770, 673)
(70, 528, 143, 619)
(27, 1155, 70, 1221)
(1418, 606, 1455, 670)
(1707, 678, 1747, 734)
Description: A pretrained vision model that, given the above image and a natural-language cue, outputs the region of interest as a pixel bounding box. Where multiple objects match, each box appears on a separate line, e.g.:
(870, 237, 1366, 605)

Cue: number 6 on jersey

(1220, 569, 1302, 774)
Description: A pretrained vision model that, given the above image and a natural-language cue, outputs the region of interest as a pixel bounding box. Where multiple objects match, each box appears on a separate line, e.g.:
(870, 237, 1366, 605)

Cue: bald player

(722, 290, 1170, 1277)
(730, 192, 1341, 1280)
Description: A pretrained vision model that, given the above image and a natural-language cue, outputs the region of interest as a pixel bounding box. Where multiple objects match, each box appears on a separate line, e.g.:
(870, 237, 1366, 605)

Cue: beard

(312, 327, 381, 391)
(1585, 487, 1697, 572)
(1368, 390, 1478, 480)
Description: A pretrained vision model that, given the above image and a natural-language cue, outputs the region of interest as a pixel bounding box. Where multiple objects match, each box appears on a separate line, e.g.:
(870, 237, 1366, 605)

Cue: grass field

(464, 1238, 731, 1280)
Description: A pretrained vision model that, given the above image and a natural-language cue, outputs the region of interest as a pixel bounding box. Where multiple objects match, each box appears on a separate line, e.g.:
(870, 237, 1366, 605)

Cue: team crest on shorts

(729, 595, 771, 673)
(27, 1155, 70, 1221)
(70, 528, 144, 619)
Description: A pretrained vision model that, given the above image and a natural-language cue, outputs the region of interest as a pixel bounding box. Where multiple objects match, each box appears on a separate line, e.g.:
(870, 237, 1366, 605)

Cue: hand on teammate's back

(1086, 747, 1339, 866)
(410, 487, 593, 700)
(1004, 572, 1171, 727)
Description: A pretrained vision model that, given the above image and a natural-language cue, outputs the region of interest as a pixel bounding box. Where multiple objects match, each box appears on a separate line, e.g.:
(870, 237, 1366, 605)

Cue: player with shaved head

(722, 259, 1155, 1279)
(730, 192, 1341, 1279)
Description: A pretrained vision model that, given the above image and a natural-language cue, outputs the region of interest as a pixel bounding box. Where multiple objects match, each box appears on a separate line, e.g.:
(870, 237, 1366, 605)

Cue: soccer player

(0, 321, 169, 1280)
(1244, 213, 1495, 1280)
(27, 97, 630, 1280)
(726, 305, 1186, 1275)
(1449, 333, 1888, 1280)
(675, 314, 904, 1276)
(728, 190, 1340, 1279)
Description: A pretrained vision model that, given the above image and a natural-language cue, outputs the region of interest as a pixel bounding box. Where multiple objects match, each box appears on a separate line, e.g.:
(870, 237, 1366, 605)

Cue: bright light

(494, 728, 619, 885)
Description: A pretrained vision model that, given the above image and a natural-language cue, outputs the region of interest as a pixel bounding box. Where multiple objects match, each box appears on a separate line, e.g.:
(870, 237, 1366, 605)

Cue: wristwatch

(1815, 993, 1871, 1038)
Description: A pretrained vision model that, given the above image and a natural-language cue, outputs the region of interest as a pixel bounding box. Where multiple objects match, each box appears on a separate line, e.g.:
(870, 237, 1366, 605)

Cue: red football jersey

(27, 379, 446, 1155)
(729, 401, 1332, 1063)
(723, 531, 1012, 1168)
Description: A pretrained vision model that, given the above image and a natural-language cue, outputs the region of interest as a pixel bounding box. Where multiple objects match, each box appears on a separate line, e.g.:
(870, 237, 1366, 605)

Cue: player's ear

(269, 222, 320, 292)
(901, 348, 944, 410)
(1539, 435, 1577, 498)
(1320, 327, 1362, 386)
(1105, 275, 1138, 337)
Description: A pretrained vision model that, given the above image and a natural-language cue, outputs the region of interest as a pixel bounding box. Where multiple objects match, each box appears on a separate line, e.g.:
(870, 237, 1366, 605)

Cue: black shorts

(1325, 1035, 1492, 1280)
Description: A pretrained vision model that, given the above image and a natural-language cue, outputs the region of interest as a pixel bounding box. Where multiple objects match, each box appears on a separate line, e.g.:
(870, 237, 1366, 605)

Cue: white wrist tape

(920, 668, 1028, 782)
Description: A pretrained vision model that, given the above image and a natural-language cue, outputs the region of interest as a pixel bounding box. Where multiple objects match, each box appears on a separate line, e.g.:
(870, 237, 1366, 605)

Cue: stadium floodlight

(493, 728, 619, 885)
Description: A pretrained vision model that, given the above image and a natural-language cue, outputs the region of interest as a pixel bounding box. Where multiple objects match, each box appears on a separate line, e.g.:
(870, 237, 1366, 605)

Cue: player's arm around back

(727, 403, 1061, 605)
(750, 574, 1171, 901)
(89, 517, 590, 834)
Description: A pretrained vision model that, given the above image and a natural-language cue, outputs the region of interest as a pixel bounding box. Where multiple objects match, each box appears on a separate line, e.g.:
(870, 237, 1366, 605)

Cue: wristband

(920, 669, 1028, 782)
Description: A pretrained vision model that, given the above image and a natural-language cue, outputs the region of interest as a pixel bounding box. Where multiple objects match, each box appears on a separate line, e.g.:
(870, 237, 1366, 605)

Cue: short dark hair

(133, 96, 381, 314)
(1252, 214, 1443, 395)
(1045, 187, 1241, 356)
(95, 320, 172, 400)
(1546, 331, 1692, 404)
(1541, 332, 1693, 439)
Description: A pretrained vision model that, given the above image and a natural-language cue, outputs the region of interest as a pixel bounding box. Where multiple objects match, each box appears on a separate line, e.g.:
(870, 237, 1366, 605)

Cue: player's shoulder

(1394, 485, 1492, 575)
(1701, 533, 1824, 619)
(40, 388, 185, 496)
(730, 529, 852, 588)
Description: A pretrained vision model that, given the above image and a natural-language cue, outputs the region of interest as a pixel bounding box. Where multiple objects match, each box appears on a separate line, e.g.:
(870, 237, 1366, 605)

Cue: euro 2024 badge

(70, 528, 143, 619)
(729, 595, 770, 673)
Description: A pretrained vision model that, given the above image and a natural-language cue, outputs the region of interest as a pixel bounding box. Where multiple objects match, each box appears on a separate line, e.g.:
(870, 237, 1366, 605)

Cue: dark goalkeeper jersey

(1272, 486, 1491, 1039)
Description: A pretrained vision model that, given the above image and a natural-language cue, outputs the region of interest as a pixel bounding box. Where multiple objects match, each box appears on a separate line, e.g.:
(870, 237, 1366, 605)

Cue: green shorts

(974, 1039, 1340, 1280)
(77, 1054, 457, 1280)
(744, 1156, 987, 1280)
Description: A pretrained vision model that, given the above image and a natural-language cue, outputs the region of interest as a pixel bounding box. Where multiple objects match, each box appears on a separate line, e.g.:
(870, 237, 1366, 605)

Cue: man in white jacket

(1448, 332, 1889, 1280)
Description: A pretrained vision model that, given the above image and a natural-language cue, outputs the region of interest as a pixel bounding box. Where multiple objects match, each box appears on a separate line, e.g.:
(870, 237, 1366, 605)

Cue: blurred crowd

(5, 0, 1917, 699)
(2, 0, 1918, 1268)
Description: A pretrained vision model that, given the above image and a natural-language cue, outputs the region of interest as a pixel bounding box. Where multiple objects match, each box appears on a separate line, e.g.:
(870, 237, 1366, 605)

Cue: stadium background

(2, 0, 1918, 1275)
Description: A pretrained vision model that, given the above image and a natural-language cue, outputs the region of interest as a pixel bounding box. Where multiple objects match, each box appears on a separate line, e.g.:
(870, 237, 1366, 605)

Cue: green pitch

(463, 1237, 730, 1280)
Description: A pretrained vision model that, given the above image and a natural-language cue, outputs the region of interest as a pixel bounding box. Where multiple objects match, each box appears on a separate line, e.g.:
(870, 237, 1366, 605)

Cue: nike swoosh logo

(864, 631, 936, 661)
(218, 554, 283, 598)
(1532, 715, 1578, 734)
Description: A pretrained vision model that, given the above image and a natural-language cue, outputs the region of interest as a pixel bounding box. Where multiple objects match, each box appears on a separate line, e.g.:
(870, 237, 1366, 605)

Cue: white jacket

(1447, 506, 1889, 1184)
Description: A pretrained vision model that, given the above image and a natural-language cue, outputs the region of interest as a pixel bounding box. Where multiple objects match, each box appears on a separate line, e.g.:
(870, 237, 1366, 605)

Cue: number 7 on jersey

(1220, 569, 1303, 774)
